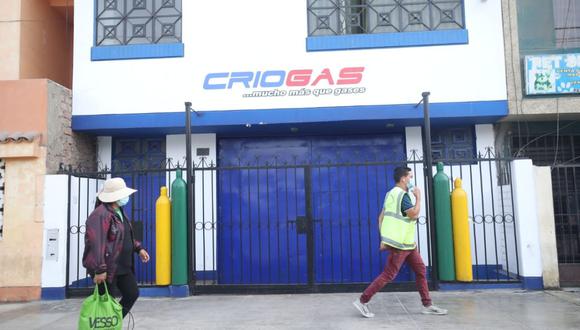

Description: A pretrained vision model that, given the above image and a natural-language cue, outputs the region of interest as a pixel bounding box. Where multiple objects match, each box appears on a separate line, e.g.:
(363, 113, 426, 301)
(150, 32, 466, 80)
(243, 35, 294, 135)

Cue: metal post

(65, 174, 72, 298)
(422, 91, 439, 290)
(185, 102, 195, 287)
(304, 166, 314, 286)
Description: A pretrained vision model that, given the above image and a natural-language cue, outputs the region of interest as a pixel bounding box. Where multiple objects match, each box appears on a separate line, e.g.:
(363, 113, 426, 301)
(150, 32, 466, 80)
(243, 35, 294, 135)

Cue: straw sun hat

(97, 177, 137, 203)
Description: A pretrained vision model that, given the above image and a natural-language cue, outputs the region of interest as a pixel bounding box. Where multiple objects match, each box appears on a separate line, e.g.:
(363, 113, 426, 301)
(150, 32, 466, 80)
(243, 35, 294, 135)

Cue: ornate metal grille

(431, 126, 475, 161)
(96, 0, 182, 46)
(307, 0, 465, 36)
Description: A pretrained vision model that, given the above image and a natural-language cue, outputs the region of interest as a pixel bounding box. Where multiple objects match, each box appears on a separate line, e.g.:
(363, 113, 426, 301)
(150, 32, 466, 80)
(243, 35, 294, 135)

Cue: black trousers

(98, 272, 139, 318)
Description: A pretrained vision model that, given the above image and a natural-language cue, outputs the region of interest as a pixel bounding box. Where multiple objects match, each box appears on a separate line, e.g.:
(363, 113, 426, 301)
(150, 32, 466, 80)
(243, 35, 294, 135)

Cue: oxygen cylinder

(171, 169, 188, 285)
(451, 178, 473, 282)
(433, 162, 456, 281)
(155, 186, 171, 285)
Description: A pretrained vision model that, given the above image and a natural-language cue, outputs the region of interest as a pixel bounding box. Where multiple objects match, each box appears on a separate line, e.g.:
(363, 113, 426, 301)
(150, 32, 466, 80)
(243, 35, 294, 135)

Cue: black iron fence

(199, 155, 428, 292)
(552, 164, 580, 286)
(61, 161, 182, 294)
(433, 151, 520, 282)
(552, 164, 580, 265)
(510, 131, 580, 285)
(62, 151, 520, 296)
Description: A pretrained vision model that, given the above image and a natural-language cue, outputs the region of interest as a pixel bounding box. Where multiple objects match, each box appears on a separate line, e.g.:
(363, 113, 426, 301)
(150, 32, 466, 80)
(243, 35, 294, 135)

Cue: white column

(475, 124, 495, 156)
(511, 159, 543, 289)
(405, 126, 423, 160)
(534, 166, 560, 289)
(166, 133, 217, 169)
(97, 136, 112, 172)
(166, 134, 187, 168)
(405, 126, 429, 263)
(166, 133, 217, 273)
(41, 175, 69, 299)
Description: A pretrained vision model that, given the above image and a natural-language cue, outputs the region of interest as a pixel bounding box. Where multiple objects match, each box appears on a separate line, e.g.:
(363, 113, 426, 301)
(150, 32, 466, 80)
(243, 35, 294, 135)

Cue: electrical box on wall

(46, 229, 59, 261)
(196, 148, 210, 156)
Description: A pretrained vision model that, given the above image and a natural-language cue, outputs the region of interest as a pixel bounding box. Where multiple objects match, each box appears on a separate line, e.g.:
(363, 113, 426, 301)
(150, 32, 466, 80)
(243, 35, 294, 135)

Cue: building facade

(72, 0, 509, 186)
(501, 0, 580, 286)
(74, 1, 507, 142)
(65, 0, 523, 293)
(0, 0, 96, 302)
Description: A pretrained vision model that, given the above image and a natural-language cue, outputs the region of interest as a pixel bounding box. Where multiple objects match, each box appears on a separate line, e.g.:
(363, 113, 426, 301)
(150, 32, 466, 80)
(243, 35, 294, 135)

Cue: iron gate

(63, 151, 521, 296)
(211, 157, 426, 291)
(551, 164, 580, 286)
(61, 161, 181, 297)
(511, 132, 580, 286)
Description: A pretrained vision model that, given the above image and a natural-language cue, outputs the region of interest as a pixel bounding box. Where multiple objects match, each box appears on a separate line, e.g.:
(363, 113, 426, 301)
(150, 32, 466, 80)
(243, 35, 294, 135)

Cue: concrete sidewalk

(1, 289, 579, 329)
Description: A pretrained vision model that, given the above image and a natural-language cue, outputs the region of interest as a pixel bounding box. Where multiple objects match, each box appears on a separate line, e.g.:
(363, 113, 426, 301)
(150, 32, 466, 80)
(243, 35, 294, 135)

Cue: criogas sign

(203, 67, 366, 98)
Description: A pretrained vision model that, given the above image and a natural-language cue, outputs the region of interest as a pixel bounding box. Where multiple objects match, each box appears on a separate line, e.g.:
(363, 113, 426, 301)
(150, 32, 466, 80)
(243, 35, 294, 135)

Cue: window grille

(307, 0, 465, 36)
(96, 0, 182, 46)
(431, 126, 475, 162)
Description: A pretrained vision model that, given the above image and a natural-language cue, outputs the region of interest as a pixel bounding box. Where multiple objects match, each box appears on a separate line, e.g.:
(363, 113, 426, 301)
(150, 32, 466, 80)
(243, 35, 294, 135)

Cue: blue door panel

(310, 135, 408, 283)
(218, 135, 407, 285)
(218, 139, 309, 284)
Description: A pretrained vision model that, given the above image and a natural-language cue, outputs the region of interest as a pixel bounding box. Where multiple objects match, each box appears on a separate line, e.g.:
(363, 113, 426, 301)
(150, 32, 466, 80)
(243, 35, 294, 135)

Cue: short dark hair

(394, 167, 412, 183)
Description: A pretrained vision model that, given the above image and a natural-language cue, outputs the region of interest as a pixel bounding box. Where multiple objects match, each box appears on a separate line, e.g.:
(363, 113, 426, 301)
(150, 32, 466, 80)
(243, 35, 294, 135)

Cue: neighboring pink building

(0, 0, 93, 302)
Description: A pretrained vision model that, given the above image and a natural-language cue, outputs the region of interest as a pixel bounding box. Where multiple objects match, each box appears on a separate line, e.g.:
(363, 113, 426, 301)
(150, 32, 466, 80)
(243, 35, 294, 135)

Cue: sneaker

(353, 299, 375, 318)
(422, 305, 448, 315)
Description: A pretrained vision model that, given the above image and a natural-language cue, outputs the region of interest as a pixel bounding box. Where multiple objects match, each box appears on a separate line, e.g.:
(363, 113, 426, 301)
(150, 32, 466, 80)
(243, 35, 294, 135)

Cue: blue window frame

(306, 0, 468, 51)
(92, 0, 184, 61)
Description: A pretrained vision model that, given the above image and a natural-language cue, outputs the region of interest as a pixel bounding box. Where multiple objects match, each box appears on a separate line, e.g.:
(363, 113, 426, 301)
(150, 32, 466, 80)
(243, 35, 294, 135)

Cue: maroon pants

(360, 248, 432, 307)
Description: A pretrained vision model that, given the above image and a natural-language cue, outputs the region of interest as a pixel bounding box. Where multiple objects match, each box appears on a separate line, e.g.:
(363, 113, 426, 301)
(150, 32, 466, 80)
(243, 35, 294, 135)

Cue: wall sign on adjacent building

(525, 53, 580, 95)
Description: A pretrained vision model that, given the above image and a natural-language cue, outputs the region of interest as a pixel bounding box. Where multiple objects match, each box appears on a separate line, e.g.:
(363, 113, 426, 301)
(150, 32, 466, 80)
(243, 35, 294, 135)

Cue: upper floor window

(517, 0, 580, 53)
(95, 0, 182, 46)
(307, 0, 465, 37)
(92, 0, 184, 60)
(553, 0, 580, 49)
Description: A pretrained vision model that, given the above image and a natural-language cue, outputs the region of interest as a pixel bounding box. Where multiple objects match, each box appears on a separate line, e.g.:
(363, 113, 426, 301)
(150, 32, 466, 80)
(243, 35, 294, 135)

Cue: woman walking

(82, 177, 150, 318)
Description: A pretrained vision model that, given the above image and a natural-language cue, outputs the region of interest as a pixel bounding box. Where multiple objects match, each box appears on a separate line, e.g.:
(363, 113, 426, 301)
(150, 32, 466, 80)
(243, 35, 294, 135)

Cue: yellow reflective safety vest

(380, 186, 417, 250)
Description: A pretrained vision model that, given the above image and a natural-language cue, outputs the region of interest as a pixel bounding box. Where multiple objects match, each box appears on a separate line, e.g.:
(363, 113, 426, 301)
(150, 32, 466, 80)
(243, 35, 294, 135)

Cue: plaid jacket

(82, 203, 143, 283)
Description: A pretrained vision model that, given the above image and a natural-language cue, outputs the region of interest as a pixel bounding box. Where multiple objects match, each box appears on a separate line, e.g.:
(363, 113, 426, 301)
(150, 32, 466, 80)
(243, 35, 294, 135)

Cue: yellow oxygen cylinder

(155, 186, 171, 285)
(451, 178, 473, 282)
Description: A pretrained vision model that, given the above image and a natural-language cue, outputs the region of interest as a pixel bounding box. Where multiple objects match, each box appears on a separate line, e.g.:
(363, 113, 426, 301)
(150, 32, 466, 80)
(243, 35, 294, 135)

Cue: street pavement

(1, 289, 579, 329)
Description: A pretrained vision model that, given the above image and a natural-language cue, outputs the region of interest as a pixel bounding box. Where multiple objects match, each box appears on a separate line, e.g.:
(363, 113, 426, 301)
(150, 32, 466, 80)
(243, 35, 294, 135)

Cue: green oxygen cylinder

(433, 162, 456, 281)
(171, 169, 188, 285)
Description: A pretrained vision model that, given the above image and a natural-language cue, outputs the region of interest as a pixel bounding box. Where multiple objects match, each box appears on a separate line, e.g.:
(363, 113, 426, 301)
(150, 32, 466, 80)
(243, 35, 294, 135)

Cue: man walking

(353, 167, 448, 317)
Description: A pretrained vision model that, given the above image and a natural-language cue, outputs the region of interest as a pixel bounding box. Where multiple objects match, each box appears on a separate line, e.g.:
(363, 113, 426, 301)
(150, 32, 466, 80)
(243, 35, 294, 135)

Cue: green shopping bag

(78, 282, 123, 330)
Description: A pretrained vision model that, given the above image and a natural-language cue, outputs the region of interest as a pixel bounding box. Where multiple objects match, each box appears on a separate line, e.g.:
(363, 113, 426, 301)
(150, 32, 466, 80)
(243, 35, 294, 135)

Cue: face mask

(407, 180, 414, 191)
(117, 196, 130, 207)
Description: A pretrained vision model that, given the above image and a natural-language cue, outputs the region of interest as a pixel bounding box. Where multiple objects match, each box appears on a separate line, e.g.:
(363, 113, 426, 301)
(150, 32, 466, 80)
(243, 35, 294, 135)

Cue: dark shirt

(115, 211, 134, 275)
(82, 204, 143, 281)
(401, 194, 414, 216)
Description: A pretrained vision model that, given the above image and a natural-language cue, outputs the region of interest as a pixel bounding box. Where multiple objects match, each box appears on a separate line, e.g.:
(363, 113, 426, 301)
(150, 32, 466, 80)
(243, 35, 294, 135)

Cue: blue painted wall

(72, 100, 508, 136)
